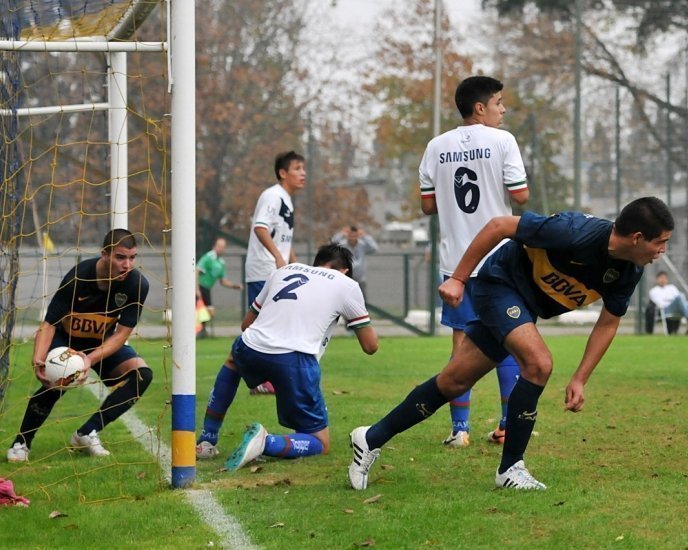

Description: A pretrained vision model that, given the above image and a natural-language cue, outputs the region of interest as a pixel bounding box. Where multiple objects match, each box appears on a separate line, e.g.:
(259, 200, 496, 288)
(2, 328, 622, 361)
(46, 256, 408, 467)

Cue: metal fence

(12, 240, 688, 336)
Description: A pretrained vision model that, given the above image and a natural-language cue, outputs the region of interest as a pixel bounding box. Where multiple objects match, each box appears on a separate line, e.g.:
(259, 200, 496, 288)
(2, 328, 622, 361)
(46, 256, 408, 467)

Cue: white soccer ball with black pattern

(44, 347, 86, 389)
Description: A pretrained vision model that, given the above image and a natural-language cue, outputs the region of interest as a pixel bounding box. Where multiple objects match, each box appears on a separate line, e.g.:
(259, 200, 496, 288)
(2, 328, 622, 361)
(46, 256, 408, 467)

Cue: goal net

(0, 0, 174, 501)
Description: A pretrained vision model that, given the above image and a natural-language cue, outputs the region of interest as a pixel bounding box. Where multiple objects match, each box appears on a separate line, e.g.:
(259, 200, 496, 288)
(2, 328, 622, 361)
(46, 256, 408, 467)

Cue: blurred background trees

(11, 0, 687, 256)
(485, 0, 687, 212)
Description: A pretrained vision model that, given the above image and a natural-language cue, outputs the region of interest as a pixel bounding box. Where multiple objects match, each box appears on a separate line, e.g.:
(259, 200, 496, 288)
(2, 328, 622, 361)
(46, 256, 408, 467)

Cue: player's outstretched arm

(354, 326, 378, 355)
(565, 307, 620, 412)
(220, 278, 243, 291)
(440, 216, 520, 308)
(452, 216, 520, 281)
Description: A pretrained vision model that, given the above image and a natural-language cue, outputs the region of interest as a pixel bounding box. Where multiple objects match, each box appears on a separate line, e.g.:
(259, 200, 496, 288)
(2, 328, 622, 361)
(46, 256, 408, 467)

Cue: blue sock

(263, 433, 324, 458)
(495, 355, 520, 430)
(499, 376, 544, 473)
(366, 376, 448, 449)
(198, 365, 241, 445)
(448, 390, 471, 434)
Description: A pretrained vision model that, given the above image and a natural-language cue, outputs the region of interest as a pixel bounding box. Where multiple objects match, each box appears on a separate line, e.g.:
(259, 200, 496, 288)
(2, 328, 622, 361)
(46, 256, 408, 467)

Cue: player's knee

(135, 366, 153, 393)
(314, 431, 330, 454)
(319, 438, 330, 455)
(522, 352, 553, 384)
(436, 370, 471, 398)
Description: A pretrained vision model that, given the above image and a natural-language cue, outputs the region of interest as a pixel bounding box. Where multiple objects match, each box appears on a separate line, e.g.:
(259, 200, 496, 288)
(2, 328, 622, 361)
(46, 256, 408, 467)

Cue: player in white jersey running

(244, 150, 305, 394)
(419, 76, 529, 448)
(196, 244, 378, 468)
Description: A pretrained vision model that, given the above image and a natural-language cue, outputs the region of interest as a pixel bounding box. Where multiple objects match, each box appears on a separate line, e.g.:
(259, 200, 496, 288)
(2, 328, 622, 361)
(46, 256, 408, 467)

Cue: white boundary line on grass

(87, 384, 255, 549)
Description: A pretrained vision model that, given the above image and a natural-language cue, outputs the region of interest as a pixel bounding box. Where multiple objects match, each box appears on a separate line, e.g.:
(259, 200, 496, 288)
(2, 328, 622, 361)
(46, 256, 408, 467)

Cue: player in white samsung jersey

(419, 76, 529, 448)
(196, 244, 378, 469)
(244, 150, 306, 394)
(245, 150, 305, 298)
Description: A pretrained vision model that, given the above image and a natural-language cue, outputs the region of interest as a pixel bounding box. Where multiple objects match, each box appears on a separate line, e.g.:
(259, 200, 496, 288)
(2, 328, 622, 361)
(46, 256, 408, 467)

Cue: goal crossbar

(0, 102, 110, 117)
(0, 40, 166, 52)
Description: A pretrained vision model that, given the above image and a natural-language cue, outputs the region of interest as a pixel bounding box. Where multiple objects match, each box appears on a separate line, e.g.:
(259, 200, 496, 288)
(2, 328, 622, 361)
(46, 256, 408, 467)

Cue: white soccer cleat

(443, 430, 470, 448)
(70, 430, 111, 457)
(348, 426, 381, 491)
(225, 423, 267, 471)
(7, 442, 29, 463)
(495, 460, 546, 490)
(487, 428, 506, 445)
(249, 382, 276, 395)
(196, 440, 220, 459)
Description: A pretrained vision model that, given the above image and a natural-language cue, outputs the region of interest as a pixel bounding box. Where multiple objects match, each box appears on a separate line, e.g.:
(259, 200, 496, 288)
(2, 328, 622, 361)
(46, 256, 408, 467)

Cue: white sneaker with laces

(443, 430, 470, 448)
(7, 442, 29, 463)
(486, 428, 506, 445)
(196, 440, 220, 459)
(70, 430, 111, 457)
(495, 460, 546, 490)
(249, 382, 276, 395)
(348, 426, 381, 490)
(225, 423, 267, 471)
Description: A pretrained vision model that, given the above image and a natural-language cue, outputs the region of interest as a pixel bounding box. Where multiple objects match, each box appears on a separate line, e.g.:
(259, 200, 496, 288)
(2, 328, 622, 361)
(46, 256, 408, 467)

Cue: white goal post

(0, 0, 197, 489)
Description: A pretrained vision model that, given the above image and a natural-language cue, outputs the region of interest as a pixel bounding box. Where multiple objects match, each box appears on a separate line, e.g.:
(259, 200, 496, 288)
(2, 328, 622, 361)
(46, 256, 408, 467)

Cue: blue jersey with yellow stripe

(477, 211, 643, 319)
(45, 257, 149, 347)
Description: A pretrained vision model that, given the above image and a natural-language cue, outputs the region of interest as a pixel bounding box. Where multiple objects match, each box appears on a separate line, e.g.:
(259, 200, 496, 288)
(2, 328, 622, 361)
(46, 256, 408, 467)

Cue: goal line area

(0, 0, 199, 500)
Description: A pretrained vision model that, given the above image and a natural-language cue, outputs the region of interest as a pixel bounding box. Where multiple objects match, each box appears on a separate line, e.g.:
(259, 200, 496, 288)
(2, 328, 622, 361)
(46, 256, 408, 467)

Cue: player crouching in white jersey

(196, 243, 378, 469)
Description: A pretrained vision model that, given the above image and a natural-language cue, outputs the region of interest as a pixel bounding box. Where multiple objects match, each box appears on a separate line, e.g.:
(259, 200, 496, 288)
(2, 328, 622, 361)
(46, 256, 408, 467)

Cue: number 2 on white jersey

(273, 274, 309, 302)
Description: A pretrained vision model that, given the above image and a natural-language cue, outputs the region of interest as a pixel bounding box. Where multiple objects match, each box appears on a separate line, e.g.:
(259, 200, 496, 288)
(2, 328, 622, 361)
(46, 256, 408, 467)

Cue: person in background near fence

(348, 197, 673, 491)
(648, 270, 688, 334)
(331, 225, 378, 299)
(196, 237, 243, 339)
(244, 150, 305, 394)
(196, 243, 378, 464)
(419, 76, 529, 449)
(7, 229, 152, 463)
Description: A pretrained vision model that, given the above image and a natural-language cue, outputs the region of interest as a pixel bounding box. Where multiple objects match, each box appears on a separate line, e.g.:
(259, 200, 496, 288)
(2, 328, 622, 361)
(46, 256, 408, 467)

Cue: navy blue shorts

(441, 276, 477, 330)
(199, 286, 213, 307)
(247, 281, 266, 308)
(50, 333, 140, 387)
(464, 280, 537, 363)
(231, 336, 328, 433)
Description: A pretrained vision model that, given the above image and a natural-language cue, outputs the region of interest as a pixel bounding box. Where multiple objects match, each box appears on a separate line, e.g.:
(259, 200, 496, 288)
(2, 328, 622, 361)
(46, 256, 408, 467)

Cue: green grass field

(1, 334, 686, 549)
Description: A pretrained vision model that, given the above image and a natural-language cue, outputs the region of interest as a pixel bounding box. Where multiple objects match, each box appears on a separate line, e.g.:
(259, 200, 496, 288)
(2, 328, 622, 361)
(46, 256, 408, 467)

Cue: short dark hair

(102, 228, 137, 251)
(454, 76, 504, 119)
(313, 243, 353, 278)
(614, 197, 674, 240)
(274, 150, 305, 182)
(656, 271, 668, 278)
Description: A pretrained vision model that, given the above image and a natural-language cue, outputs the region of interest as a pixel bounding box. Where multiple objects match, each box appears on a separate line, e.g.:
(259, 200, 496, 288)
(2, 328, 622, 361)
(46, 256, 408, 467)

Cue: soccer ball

(44, 347, 86, 389)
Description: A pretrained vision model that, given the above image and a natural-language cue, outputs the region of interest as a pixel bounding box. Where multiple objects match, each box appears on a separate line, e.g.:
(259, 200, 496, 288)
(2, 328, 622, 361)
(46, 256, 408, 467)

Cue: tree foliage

(483, 0, 687, 199)
(5, 1, 377, 248)
(194, 0, 306, 237)
(485, 0, 688, 46)
(194, 0, 376, 247)
(362, 0, 472, 220)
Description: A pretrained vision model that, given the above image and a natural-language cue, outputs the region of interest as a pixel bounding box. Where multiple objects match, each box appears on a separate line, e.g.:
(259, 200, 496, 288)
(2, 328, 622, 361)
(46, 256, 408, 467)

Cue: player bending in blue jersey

(196, 243, 378, 468)
(348, 197, 673, 490)
(7, 229, 152, 463)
